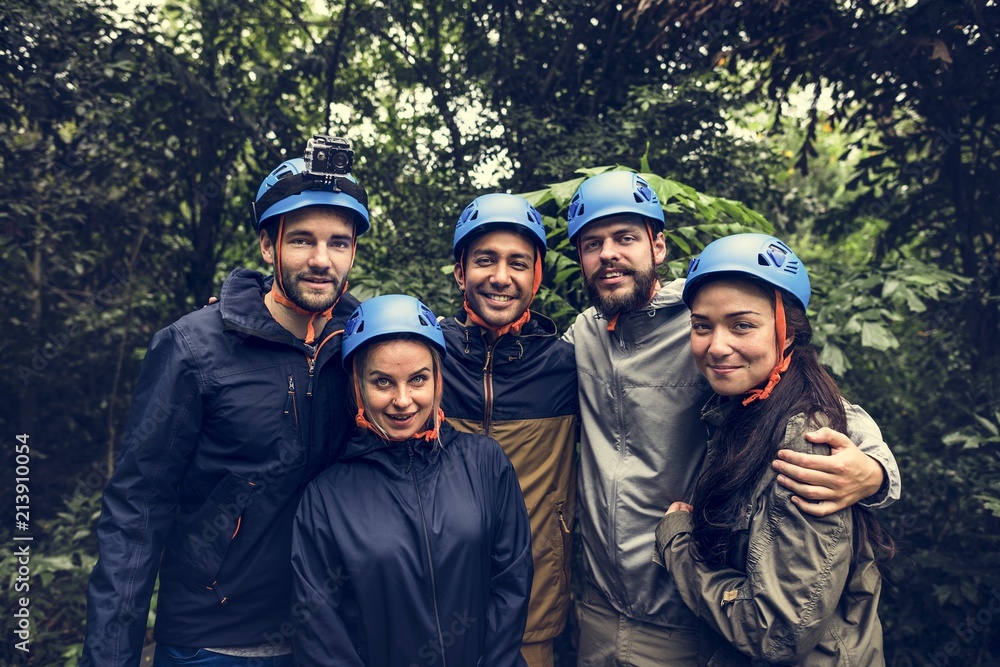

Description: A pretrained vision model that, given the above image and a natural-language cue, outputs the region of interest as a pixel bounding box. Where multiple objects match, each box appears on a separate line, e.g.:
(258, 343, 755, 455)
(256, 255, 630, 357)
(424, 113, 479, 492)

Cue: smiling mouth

(299, 275, 333, 284)
(596, 266, 633, 282)
(386, 413, 416, 422)
(482, 293, 519, 303)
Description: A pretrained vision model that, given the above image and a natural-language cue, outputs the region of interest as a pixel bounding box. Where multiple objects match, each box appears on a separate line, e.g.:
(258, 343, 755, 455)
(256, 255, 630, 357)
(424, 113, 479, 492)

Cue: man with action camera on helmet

(83, 136, 367, 666)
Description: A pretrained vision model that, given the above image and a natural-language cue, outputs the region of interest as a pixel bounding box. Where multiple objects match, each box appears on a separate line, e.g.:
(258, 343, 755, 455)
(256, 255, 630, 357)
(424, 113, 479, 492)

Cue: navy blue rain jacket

(291, 423, 533, 666)
(83, 269, 357, 666)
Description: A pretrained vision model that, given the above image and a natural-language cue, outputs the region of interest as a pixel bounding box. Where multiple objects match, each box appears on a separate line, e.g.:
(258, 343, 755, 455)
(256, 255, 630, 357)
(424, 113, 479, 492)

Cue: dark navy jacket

(82, 268, 358, 666)
(291, 423, 533, 666)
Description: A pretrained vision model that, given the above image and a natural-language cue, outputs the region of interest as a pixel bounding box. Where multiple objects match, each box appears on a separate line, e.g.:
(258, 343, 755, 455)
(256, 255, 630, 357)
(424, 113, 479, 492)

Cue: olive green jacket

(654, 403, 885, 666)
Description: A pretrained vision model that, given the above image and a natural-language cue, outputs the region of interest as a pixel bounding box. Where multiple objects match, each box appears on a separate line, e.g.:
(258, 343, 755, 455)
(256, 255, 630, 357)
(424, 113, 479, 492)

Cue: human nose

(707, 330, 733, 358)
(491, 261, 512, 286)
(392, 386, 413, 409)
(598, 238, 620, 262)
(307, 244, 332, 269)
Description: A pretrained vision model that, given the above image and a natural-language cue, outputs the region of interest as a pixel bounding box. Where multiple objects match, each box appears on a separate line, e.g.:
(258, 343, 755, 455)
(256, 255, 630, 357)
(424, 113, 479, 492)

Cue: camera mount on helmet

(304, 135, 354, 177)
(251, 135, 370, 235)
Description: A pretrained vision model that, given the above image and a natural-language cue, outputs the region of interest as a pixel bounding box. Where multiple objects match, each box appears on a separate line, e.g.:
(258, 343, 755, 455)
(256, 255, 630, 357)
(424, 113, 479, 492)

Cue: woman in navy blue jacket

(291, 294, 533, 666)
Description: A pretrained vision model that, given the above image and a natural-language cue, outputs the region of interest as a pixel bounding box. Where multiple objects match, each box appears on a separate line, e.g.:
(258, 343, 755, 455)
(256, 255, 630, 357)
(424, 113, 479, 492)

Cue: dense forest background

(2, 0, 998, 664)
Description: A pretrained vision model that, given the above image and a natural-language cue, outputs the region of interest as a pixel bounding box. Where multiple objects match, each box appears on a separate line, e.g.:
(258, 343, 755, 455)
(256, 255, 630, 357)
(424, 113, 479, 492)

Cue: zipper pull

(307, 356, 316, 397)
(557, 507, 571, 535)
(284, 375, 295, 414)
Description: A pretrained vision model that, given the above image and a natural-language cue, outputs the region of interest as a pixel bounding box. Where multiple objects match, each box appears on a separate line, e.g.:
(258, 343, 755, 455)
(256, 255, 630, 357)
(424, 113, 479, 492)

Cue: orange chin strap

(459, 250, 543, 338)
(352, 357, 445, 442)
(742, 290, 793, 406)
(270, 213, 353, 345)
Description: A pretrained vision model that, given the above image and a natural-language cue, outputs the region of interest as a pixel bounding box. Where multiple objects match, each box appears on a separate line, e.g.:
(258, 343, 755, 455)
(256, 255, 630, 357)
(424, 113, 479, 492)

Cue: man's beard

(281, 267, 343, 313)
(584, 262, 658, 320)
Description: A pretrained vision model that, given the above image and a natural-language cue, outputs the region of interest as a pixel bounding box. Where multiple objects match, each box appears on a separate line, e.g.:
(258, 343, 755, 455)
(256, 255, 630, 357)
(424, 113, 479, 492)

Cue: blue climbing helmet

(452, 193, 547, 261)
(566, 171, 666, 244)
(342, 294, 447, 370)
(682, 233, 811, 310)
(251, 136, 371, 236)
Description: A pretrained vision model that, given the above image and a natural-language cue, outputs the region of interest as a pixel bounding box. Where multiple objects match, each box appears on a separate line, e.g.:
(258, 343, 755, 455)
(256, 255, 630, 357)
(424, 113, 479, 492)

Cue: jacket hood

(649, 278, 687, 310)
(217, 268, 359, 343)
(341, 423, 457, 473)
(218, 268, 283, 338)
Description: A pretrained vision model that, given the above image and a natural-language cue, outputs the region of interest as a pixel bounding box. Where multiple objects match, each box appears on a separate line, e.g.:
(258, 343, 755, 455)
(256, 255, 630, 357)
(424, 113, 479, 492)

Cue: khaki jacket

(654, 402, 885, 666)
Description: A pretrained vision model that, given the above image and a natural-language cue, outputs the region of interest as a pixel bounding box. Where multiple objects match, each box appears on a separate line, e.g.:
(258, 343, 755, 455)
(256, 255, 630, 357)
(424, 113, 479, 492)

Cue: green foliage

(809, 255, 970, 375)
(522, 165, 774, 330)
(3, 0, 998, 662)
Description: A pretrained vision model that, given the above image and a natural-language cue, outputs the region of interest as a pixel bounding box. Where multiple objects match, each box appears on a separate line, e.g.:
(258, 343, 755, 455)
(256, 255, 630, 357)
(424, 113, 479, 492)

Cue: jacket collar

(701, 393, 737, 429)
(218, 268, 358, 346)
(446, 308, 557, 361)
(341, 423, 457, 474)
(591, 279, 687, 327)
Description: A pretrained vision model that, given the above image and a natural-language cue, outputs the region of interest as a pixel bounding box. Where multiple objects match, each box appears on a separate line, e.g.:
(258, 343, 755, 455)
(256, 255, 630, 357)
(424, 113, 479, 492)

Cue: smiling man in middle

(439, 193, 579, 667)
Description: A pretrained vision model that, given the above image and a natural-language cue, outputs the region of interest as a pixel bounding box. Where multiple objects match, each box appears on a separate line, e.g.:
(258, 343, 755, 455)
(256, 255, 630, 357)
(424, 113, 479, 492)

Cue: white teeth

(489, 295, 513, 302)
(604, 272, 623, 278)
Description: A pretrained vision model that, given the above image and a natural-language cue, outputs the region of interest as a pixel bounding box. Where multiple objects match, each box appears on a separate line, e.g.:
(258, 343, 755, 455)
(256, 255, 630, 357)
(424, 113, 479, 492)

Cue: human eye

(371, 377, 391, 388)
(410, 373, 428, 384)
(733, 322, 755, 332)
(690, 321, 710, 333)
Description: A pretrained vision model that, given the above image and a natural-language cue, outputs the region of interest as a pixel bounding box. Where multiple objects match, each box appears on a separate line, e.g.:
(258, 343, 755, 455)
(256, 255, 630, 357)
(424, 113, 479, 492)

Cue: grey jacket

(653, 404, 884, 665)
(564, 279, 900, 629)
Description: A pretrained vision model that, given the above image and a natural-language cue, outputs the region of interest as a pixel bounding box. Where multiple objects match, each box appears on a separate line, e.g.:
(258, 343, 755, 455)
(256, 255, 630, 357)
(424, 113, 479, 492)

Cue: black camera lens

(330, 151, 351, 171)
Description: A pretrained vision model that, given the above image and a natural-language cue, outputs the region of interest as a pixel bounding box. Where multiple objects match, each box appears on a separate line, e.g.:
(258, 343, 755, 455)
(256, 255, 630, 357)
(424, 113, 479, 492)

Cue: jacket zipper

(556, 501, 571, 534)
(610, 321, 629, 603)
(409, 445, 447, 666)
(301, 332, 337, 472)
(307, 356, 317, 397)
(482, 342, 496, 437)
(284, 375, 300, 431)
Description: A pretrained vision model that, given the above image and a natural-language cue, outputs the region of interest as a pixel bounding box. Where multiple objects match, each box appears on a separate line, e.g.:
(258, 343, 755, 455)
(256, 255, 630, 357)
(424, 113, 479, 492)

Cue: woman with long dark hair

(654, 234, 893, 666)
(291, 294, 532, 666)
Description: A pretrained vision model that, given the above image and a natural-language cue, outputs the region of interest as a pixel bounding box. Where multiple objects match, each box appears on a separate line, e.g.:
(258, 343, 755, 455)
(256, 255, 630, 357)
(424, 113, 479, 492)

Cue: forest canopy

(2, 0, 998, 664)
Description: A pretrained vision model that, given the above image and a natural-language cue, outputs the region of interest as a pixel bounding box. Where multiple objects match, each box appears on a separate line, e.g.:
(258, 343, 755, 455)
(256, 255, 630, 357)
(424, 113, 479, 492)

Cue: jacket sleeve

(654, 416, 854, 664)
(82, 325, 203, 667)
(480, 445, 533, 667)
(291, 481, 364, 667)
(844, 400, 901, 509)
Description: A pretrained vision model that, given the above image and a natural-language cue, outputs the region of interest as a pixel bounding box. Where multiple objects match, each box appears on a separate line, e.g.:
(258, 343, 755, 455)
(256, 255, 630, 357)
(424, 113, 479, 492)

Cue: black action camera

(304, 135, 354, 176)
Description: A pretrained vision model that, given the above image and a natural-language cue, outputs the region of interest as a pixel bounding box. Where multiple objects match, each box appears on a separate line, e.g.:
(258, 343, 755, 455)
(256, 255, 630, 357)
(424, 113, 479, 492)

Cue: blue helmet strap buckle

(252, 172, 369, 228)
